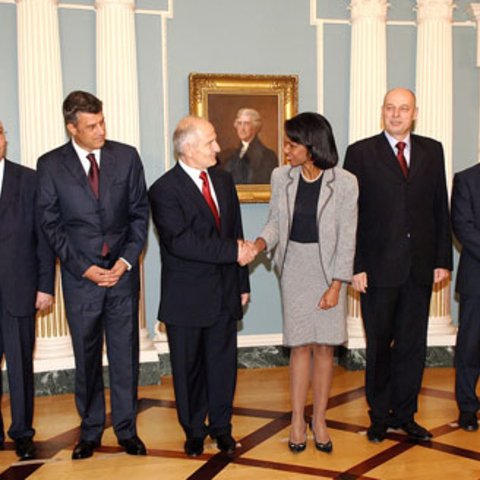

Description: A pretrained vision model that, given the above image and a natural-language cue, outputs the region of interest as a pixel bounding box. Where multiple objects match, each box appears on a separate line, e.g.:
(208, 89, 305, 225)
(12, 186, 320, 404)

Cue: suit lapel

(209, 168, 228, 235)
(408, 135, 421, 181)
(0, 160, 20, 217)
(174, 164, 218, 230)
(286, 166, 300, 233)
(99, 142, 117, 200)
(62, 142, 97, 202)
(317, 168, 334, 220)
(376, 133, 406, 180)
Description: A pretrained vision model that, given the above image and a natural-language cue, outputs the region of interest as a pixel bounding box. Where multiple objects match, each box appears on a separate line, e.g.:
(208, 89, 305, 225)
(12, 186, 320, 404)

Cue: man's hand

(241, 293, 250, 306)
(237, 240, 257, 266)
(352, 272, 368, 293)
(83, 265, 119, 287)
(434, 268, 450, 284)
(35, 292, 54, 311)
(318, 281, 341, 310)
(110, 259, 129, 281)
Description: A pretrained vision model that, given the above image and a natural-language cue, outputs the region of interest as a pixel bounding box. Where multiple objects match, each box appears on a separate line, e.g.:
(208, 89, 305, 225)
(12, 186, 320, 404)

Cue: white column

(346, 0, 389, 348)
(468, 3, 480, 161)
(16, 0, 74, 365)
(415, 0, 457, 344)
(95, 0, 155, 356)
(348, 0, 389, 143)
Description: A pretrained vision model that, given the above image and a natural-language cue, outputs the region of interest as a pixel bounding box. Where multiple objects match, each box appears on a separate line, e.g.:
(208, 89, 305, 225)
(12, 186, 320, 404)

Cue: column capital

(415, 0, 456, 23)
(15, 0, 59, 5)
(349, 0, 390, 22)
(95, 0, 135, 10)
(468, 3, 480, 22)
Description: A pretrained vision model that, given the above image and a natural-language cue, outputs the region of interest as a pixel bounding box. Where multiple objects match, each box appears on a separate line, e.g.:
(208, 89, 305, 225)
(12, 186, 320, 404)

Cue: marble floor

(0, 366, 479, 479)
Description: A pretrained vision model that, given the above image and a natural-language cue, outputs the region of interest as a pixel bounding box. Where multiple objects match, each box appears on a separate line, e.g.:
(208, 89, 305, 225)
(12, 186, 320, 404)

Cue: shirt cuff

(119, 257, 132, 271)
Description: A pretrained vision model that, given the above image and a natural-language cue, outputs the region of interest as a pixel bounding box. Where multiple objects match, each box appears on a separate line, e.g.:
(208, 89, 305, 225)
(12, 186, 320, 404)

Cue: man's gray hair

(173, 117, 201, 159)
(235, 108, 262, 129)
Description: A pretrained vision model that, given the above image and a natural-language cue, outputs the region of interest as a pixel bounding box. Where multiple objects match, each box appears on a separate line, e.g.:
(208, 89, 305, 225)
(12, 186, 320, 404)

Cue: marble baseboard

(1, 345, 456, 396)
(1, 360, 161, 397)
(338, 346, 455, 371)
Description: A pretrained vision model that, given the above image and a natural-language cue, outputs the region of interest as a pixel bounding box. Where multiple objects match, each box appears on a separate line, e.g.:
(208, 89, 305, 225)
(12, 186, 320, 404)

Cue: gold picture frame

(189, 73, 298, 203)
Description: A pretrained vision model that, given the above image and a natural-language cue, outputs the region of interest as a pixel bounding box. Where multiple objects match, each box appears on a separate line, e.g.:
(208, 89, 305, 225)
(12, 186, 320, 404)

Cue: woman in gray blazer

(254, 113, 358, 453)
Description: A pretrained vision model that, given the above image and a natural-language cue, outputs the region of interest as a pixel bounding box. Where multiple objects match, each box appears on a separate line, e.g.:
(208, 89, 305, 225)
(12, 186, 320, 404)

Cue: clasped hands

(83, 259, 129, 287)
(237, 239, 259, 267)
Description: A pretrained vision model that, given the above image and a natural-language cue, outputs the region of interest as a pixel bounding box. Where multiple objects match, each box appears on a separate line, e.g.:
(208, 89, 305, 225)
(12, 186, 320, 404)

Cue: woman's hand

(317, 281, 341, 310)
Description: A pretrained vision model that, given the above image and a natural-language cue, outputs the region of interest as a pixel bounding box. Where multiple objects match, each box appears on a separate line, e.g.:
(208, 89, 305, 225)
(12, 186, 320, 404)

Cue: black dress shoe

(400, 421, 432, 442)
(288, 432, 307, 453)
(15, 437, 35, 460)
(184, 438, 204, 457)
(118, 435, 147, 455)
(72, 440, 99, 460)
(367, 422, 387, 443)
(214, 434, 237, 454)
(459, 412, 479, 432)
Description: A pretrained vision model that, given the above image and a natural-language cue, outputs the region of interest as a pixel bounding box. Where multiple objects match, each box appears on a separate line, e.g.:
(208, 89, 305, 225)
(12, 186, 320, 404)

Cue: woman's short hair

(285, 112, 338, 170)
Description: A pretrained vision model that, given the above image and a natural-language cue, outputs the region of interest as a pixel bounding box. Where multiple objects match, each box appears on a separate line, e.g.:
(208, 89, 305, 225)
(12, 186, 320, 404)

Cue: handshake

(237, 239, 260, 266)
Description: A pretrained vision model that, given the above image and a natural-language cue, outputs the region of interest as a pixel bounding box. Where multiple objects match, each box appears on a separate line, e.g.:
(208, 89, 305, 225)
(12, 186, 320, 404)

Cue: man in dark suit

(223, 108, 278, 184)
(36, 91, 149, 459)
(149, 116, 251, 457)
(344, 88, 452, 443)
(0, 120, 55, 460)
(451, 165, 480, 432)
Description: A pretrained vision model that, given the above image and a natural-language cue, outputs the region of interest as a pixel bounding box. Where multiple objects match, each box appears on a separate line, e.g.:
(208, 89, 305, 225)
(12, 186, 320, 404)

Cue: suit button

(407, 233, 411, 238)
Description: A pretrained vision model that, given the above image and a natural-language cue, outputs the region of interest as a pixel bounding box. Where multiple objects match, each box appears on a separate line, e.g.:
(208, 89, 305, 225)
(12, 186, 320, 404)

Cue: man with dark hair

(36, 91, 149, 459)
(223, 108, 278, 184)
(149, 116, 251, 457)
(344, 88, 452, 443)
(0, 120, 55, 460)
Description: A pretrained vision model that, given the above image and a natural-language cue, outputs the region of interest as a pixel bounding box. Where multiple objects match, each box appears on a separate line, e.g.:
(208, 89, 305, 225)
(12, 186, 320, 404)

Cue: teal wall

(1, 0, 478, 334)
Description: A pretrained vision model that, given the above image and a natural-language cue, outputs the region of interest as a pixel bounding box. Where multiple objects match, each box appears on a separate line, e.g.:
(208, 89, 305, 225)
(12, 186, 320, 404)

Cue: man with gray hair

(149, 116, 252, 457)
(223, 107, 278, 184)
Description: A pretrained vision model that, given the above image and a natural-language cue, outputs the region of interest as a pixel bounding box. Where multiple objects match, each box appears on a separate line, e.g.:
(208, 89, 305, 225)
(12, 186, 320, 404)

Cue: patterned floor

(0, 366, 479, 479)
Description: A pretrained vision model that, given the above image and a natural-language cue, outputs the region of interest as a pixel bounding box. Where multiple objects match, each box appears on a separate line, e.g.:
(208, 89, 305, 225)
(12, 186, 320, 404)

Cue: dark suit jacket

(0, 160, 55, 316)
(344, 132, 452, 287)
(36, 141, 149, 301)
(223, 136, 278, 184)
(149, 163, 250, 327)
(452, 164, 480, 295)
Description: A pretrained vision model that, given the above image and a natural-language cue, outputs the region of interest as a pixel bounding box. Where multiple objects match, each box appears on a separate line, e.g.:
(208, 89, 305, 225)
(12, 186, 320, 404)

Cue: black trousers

(65, 291, 140, 443)
(361, 273, 432, 424)
(455, 295, 480, 414)
(0, 291, 36, 441)
(166, 313, 237, 440)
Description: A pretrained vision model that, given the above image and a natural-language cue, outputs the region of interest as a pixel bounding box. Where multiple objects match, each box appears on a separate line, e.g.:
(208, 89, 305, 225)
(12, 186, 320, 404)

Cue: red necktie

(86, 153, 99, 198)
(199, 171, 221, 231)
(86, 153, 109, 256)
(396, 141, 409, 178)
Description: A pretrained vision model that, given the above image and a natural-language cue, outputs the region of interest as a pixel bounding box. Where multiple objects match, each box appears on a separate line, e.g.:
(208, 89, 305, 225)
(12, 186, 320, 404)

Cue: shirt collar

(71, 138, 101, 162)
(384, 130, 411, 151)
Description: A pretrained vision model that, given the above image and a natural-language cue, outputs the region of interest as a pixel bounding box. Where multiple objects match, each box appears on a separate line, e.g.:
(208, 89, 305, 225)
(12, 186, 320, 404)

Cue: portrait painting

(189, 73, 298, 203)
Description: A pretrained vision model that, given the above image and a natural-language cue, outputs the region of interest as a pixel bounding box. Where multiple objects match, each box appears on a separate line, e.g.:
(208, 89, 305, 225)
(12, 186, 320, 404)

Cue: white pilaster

(95, 0, 155, 357)
(468, 3, 480, 161)
(348, 0, 389, 143)
(346, 0, 389, 348)
(415, 0, 456, 342)
(16, 0, 74, 362)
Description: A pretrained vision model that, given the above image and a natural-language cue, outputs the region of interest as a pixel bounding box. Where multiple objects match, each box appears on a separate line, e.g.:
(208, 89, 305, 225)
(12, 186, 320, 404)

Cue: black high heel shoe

(310, 422, 333, 453)
(288, 428, 307, 452)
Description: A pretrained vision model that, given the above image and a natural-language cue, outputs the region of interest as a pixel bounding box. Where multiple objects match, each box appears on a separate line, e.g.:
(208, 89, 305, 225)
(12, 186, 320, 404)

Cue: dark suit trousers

(166, 312, 237, 440)
(455, 295, 480, 414)
(0, 290, 35, 441)
(65, 291, 139, 442)
(361, 273, 432, 424)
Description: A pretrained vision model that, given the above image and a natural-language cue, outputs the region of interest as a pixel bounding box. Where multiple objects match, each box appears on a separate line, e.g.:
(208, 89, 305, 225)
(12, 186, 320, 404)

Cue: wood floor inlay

(0, 367, 477, 479)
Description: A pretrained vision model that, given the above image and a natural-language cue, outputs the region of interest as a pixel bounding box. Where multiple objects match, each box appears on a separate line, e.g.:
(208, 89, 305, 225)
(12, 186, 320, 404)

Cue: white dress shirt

(72, 139, 102, 173)
(179, 160, 220, 214)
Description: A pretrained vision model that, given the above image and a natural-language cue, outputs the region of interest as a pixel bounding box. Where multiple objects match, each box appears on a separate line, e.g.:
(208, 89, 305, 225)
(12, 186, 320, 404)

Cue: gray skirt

(280, 241, 347, 348)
